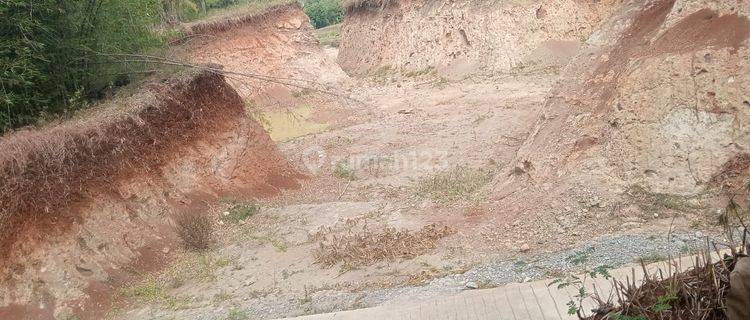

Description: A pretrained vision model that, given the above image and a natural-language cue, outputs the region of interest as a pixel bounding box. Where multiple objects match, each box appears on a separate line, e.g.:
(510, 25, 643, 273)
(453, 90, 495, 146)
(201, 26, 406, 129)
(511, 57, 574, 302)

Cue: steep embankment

(338, 0, 749, 235)
(510, 0, 750, 195)
(175, 2, 346, 109)
(487, 0, 750, 236)
(338, 0, 619, 77)
(0, 71, 302, 319)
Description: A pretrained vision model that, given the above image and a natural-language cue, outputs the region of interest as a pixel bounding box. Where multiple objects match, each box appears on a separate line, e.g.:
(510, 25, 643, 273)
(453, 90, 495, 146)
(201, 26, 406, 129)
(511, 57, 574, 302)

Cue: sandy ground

(117, 48, 722, 320)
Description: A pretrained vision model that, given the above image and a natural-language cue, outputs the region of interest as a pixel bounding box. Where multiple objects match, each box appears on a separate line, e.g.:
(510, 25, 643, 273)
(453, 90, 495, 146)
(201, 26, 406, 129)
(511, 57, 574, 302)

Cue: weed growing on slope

(222, 202, 260, 224)
(333, 161, 357, 180)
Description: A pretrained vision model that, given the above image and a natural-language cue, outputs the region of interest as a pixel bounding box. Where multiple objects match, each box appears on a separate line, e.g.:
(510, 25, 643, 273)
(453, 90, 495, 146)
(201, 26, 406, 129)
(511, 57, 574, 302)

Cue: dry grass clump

(182, 1, 296, 36)
(342, 0, 395, 11)
(585, 239, 748, 320)
(174, 211, 215, 251)
(415, 165, 494, 204)
(313, 223, 454, 268)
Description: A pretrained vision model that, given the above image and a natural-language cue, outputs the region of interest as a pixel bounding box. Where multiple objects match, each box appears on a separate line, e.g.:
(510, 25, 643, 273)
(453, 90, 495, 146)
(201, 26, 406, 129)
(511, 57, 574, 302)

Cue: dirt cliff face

(337, 0, 748, 235)
(338, 0, 620, 77)
(175, 3, 347, 109)
(510, 0, 750, 198)
(0, 71, 302, 319)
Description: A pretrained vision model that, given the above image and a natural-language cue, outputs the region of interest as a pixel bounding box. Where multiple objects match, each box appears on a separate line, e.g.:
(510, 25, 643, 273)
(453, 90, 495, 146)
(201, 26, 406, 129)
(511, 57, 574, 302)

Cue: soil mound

(0, 71, 302, 318)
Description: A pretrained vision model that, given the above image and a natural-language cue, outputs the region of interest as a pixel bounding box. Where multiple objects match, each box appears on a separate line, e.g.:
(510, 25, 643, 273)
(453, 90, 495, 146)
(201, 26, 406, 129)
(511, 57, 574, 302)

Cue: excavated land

(0, 0, 748, 319)
(0, 71, 302, 319)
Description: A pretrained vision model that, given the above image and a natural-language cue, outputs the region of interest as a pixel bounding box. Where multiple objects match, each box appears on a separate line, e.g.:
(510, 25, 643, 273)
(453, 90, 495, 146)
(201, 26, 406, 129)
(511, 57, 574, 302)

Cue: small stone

(653, 213, 659, 218)
(244, 277, 257, 286)
(161, 247, 170, 254)
(239, 220, 246, 225)
(223, 211, 230, 216)
(465, 281, 479, 289)
(218, 220, 225, 226)
(519, 243, 531, 253)
(695, 231, 704, 238)
(523, 277, 531, 283)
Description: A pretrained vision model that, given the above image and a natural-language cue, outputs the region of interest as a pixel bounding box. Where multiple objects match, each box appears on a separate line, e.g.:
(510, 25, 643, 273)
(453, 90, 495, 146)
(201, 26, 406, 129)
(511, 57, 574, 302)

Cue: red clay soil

(0, 70, 303, 318)
(173, 2, 323, 107)
(648, 9, 750, 56)
(588, 1, 750, 111)
(587, 0, 676, 111)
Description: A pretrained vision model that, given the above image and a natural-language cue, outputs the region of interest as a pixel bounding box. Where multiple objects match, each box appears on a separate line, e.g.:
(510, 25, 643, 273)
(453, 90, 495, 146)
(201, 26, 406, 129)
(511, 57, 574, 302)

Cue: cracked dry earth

(118, 51, 718, 320)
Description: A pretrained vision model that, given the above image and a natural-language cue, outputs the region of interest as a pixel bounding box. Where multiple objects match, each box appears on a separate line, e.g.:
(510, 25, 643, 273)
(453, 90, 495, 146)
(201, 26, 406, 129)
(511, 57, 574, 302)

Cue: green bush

(304, 0, 343, 28)
(0, 0, 163, 133)
(207, 0, 240, 9)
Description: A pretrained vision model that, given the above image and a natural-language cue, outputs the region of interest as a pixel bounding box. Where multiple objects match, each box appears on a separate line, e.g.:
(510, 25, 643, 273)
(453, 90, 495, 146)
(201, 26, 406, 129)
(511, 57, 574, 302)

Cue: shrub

(303, 0, 344, 28)
(174, 211, 214, 251)
(207, 0, 240, 9)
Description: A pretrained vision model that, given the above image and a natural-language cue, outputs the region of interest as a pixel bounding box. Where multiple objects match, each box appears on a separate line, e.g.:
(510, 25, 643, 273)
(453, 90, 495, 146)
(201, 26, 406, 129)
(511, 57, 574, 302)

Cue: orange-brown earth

(0, 71, 302, 319)
(2, 0, 749, 319)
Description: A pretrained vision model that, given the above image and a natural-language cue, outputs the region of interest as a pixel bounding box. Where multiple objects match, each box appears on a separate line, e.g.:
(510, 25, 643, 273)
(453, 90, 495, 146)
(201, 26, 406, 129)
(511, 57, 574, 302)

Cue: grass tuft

(222, 202, 259, 224)
(333, 161, 357, 181)
(415, 166, 493, 204)
(226, 308, 251, 320)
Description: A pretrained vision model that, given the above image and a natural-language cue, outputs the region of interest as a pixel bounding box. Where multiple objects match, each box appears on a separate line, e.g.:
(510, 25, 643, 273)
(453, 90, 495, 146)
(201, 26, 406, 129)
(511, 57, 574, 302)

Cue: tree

(0, 0, 162, 132)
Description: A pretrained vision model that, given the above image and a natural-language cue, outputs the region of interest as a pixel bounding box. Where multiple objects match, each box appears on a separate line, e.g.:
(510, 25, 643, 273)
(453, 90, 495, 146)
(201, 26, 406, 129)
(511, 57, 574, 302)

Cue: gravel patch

(124, 231, 720, 320)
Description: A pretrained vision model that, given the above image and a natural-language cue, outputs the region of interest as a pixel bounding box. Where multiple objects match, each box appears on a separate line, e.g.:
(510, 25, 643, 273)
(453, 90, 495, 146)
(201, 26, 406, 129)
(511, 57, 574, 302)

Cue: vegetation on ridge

(0, 0, 283, 133)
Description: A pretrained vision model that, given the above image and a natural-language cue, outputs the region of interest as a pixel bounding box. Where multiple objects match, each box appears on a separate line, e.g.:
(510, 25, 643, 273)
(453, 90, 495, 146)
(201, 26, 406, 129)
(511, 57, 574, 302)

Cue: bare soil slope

(338, 0, 620, 77)
(174, 3, 347, 109)
(0, 71, 302, 319)
(506, 0, 749, 201)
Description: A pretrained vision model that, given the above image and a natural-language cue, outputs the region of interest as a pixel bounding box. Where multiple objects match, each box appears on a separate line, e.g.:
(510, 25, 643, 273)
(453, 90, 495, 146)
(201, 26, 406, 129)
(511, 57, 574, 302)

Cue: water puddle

(257, 105, 329, 142)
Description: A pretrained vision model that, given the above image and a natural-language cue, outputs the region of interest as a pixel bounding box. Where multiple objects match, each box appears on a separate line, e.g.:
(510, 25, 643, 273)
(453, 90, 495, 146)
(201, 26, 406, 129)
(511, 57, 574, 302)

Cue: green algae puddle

(257, 105, 329, 142)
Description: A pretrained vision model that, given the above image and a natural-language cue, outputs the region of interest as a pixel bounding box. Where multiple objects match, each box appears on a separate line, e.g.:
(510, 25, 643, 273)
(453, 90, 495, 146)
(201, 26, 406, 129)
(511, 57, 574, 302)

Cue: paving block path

(282, 253, 720, 320)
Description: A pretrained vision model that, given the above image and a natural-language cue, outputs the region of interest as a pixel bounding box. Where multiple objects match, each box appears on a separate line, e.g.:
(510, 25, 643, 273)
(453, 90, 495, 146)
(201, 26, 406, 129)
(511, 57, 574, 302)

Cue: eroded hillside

(0, 0, 748, 319)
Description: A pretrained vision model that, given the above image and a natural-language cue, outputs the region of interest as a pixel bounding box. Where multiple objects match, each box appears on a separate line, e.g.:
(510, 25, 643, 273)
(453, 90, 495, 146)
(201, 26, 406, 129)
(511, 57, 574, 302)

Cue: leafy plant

(0, 0, 163, 132)
(548, 265, 613, 317)
(610, 314, 647, 320)
(566, 247, 595, 266)
(303, 0, 344, 28)
(652, 292, 678, 312)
